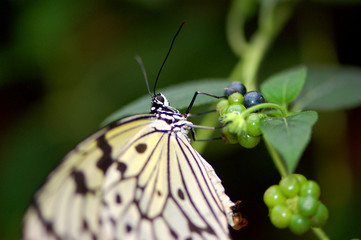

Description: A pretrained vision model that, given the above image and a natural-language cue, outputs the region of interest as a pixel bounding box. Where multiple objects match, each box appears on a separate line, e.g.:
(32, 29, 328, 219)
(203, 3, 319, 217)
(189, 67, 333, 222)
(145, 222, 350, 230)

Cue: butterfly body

(23, 93, 236, 240)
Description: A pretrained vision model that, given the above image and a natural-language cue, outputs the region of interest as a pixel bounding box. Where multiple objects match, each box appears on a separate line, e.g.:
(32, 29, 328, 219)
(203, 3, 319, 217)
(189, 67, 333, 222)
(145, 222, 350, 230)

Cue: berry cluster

(263, 174, 329, 235)
(217, 82, 266, 148)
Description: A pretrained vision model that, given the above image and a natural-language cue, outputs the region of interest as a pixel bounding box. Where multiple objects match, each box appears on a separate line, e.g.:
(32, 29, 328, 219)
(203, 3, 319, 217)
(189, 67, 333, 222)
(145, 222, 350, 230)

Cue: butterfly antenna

(135, 56, 152, 97)
(153, 21, 186, 96)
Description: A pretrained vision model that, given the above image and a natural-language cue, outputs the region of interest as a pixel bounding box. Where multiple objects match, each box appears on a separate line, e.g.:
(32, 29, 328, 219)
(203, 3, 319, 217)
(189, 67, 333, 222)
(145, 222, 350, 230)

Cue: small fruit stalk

(217, 82, 266, 149)
(264, 174, 329, 235)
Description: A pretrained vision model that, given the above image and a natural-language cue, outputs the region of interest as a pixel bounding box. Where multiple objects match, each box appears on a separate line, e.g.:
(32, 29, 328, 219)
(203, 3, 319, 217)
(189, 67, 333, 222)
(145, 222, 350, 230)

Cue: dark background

(0, 1, 360, 239)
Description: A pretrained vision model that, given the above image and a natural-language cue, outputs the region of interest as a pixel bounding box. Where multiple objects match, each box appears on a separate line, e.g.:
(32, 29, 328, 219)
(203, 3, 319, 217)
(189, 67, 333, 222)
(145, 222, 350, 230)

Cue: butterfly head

(151, 93, 181, 116)
(153, 93, 169, 107)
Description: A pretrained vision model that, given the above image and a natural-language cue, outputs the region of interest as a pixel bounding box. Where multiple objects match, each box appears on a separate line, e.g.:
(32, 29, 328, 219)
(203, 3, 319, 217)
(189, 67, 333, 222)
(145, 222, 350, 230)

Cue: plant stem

(311, 228, 330, 240)
(229, 1, 293, 91)
(264, 138, 288, 177)
(239, 103, 287, 118)
(230, 32, 269, 91)
(225, 0, 250, 57)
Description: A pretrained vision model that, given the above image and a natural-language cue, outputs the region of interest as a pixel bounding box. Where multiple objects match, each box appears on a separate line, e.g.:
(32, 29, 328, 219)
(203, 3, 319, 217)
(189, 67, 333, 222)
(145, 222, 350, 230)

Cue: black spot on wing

(91, 233, 97, 240)
(83, 219, 88, 230)
(135, 143, 147, 153)
(115, 193, 122, 204)
(72, 171, 88, 195)
(117, 162, 127, 175)
(178, 189, 185, 200)
(126, 224, 132, 233)
(45, 221, 54, 233)
(96, 135, 113, 174)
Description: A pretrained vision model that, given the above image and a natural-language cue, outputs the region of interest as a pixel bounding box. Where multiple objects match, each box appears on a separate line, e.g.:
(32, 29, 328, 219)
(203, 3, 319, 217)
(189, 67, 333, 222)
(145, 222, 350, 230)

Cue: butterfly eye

(155, 94, 165, 103)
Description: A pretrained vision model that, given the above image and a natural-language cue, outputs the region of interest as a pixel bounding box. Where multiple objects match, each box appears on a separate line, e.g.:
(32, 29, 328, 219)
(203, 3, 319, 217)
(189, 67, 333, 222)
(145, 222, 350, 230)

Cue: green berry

(289, 214, 311, 235)
(216, 99, 229, 116)
(246, 113, 262, 137)
(294, 174, 307, 186)
(270, 205, 292, 229)
(300, 180, 321, 199)
(228, 92, 244, 105)
(279, 175, 301, 198)
(238, 133, 260, 149)
(222, 126, 239, 144)
(298, 195, 319, 217)
(310, 203, 329, 227)
(227, 104, 246, 115)
(264, 185, 287, 208)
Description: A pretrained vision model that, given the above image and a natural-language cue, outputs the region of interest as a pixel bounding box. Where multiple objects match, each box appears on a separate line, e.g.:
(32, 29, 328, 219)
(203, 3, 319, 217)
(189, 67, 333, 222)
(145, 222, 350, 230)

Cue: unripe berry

(298, 195, 319, 217)
(279, 175, 301, 198)
(270, 205, 292, 229)
(228, 92, 244, 105)
(300, 180, 321, 199)
(310, 203, 329, 227)
(289, 214, 311, 235)
(264, 185, 287, 208)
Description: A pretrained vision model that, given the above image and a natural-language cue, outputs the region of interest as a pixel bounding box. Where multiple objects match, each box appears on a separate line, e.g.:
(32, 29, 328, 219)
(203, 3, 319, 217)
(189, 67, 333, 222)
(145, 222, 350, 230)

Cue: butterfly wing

(23, 114, 155, 240)
(99, 123, 232, 239)
(23, 115, 233, 240)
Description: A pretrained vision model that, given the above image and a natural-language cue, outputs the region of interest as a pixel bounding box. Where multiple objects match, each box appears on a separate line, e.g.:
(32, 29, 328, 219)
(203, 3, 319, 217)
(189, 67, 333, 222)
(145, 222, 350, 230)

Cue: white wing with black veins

(23, 114, 234, 240)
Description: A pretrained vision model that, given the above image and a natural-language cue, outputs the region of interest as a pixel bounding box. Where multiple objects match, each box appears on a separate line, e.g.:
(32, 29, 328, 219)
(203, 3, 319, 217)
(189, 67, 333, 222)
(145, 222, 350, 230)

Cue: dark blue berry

(244, 91, 265, 108)
(224, 82, 247, 97)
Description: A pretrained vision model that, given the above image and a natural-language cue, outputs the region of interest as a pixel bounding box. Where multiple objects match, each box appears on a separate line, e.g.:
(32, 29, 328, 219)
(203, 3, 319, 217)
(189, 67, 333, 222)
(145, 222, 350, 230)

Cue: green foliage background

(0, 1, 360, 239)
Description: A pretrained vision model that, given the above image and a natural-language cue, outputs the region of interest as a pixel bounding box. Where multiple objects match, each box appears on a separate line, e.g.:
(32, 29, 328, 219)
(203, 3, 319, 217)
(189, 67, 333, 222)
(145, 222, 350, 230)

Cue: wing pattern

(23, 114, 233, 240)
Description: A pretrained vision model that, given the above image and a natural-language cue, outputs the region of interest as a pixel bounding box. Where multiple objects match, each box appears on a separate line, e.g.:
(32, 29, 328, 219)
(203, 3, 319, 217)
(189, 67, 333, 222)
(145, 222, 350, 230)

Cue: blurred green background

(0, 0, 360, 239)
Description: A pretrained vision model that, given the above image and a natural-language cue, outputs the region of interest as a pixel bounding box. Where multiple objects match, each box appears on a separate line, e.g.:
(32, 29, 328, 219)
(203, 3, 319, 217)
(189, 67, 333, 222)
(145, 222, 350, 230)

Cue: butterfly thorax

(150, 93, 192, 135)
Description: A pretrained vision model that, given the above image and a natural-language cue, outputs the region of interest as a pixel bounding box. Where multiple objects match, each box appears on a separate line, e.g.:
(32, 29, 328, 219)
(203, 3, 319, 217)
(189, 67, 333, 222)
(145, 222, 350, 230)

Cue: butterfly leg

(189, 127, 222, 142)
(187, 109, 216, 118)
(189, 119, 232, 142)
(185, 91, 226, 115)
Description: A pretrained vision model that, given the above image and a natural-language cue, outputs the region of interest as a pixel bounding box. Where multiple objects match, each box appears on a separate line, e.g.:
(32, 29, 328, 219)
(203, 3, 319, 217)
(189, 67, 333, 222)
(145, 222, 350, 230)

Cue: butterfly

(22, 23, 247, 240)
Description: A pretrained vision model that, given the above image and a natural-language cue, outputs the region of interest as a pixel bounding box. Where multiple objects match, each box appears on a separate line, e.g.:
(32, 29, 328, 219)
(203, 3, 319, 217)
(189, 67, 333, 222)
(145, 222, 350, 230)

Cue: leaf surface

(260, 111, 318, 173)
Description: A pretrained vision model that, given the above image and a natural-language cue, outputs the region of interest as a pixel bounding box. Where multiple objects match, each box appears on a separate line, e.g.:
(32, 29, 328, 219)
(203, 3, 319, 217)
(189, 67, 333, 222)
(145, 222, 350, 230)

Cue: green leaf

(293, 65, 361, 111)
(261, 66, 307, 106)
(102, 79, 229, 126)
(260, 111, 318, 173)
